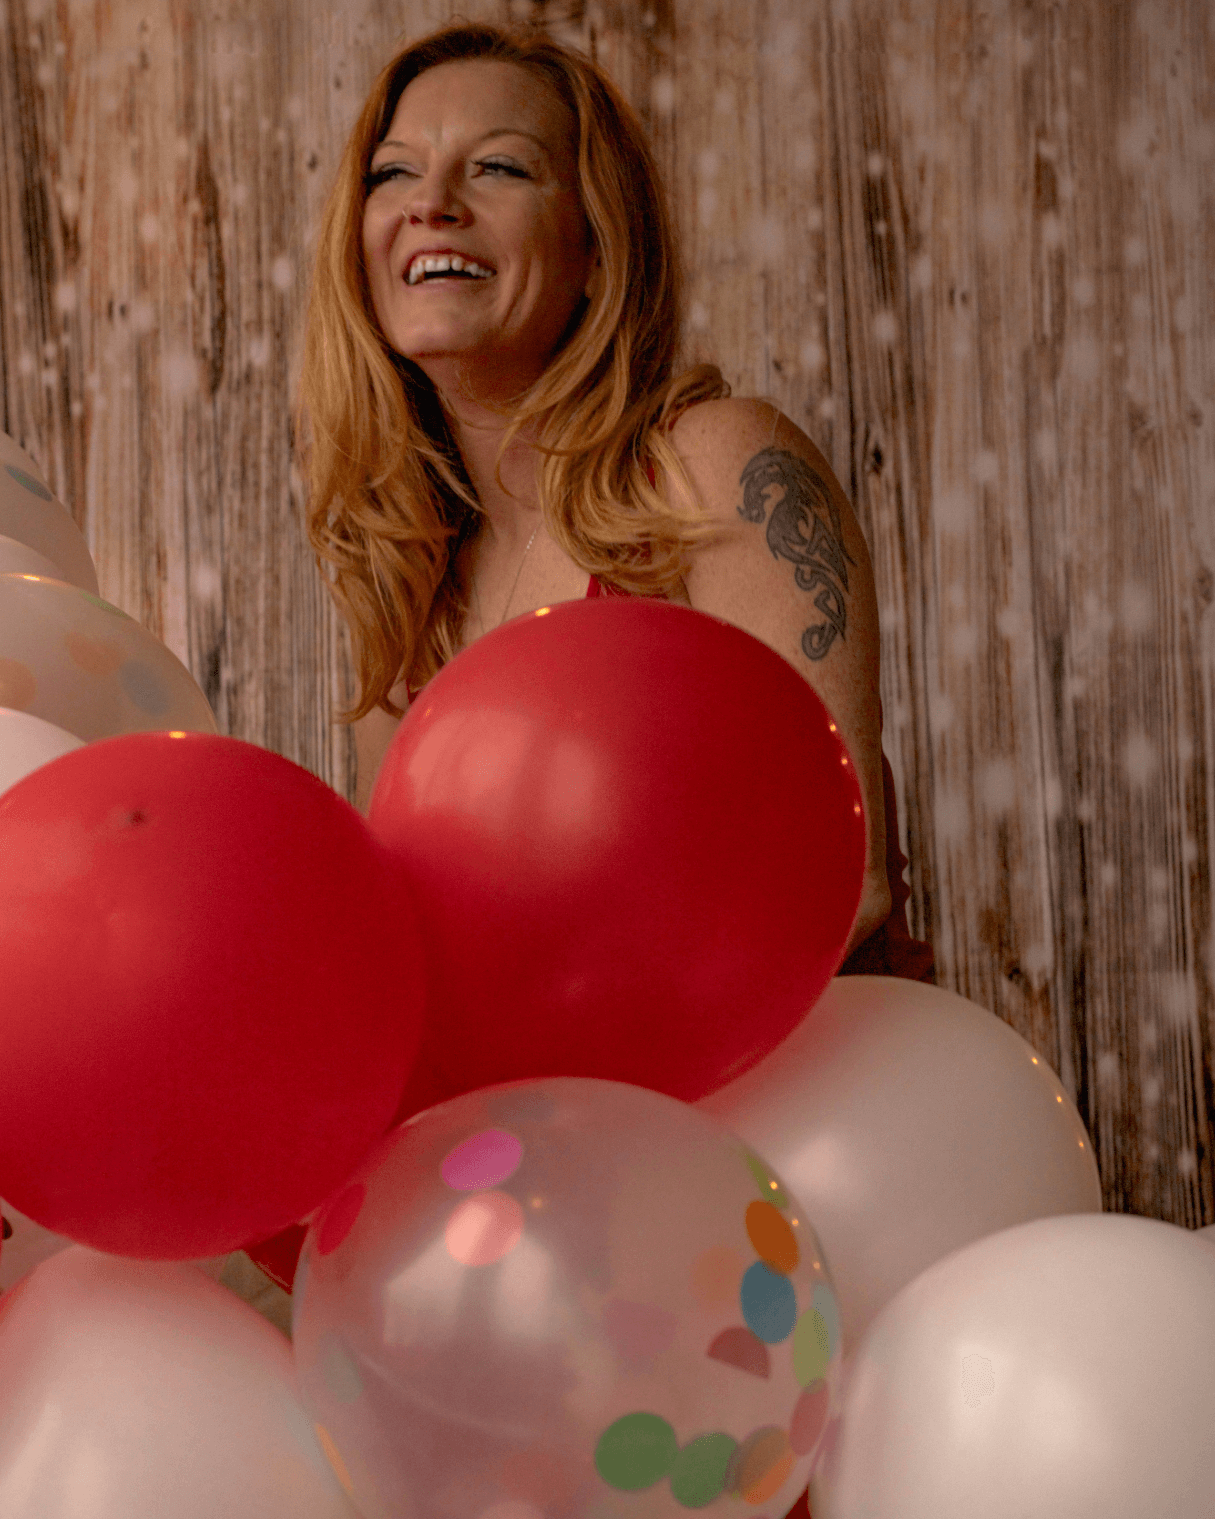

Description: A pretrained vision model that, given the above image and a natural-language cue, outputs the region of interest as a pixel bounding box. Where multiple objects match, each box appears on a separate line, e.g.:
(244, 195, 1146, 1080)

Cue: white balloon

(0, 1201, 72, 1291)
(811, 1213, 1215, 1519)
(0, 707, 84, 798)
(0, 452, 98, 596)
(0, 533, 68, 581)
(698, 976, 1101, 1355)
(0, 1247, 363, 1518)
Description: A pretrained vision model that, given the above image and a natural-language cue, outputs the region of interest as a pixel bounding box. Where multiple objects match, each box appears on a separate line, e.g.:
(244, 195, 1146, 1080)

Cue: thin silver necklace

(473, 521, 540, 632)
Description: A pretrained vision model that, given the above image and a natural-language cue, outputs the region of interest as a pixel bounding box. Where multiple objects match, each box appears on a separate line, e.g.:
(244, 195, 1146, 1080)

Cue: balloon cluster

(2, 429, 1215, 1519)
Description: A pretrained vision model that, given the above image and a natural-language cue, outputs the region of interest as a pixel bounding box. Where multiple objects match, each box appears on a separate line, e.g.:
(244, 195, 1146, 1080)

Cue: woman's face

(362, 59, 599, 406)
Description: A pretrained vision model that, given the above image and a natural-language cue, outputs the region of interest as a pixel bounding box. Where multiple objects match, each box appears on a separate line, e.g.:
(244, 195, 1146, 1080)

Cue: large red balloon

(0, 733, 425, 1260)
(370, 598, 865, 1119)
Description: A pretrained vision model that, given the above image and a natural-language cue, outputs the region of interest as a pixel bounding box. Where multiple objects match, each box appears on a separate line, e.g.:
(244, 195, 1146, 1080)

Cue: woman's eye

(364, 160, 528, 191)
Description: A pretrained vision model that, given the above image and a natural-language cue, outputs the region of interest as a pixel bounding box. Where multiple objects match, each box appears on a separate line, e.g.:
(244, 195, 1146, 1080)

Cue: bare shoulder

(668, 397, 870, 562)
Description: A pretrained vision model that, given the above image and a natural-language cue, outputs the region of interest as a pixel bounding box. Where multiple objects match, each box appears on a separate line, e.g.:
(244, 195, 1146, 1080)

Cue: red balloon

(0, 733, 425, 1260)
(370, 599, 865, 1119)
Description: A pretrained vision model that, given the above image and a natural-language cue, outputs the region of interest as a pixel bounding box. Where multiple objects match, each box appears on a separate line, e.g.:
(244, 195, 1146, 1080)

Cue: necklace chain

(473, 522, 540, 633)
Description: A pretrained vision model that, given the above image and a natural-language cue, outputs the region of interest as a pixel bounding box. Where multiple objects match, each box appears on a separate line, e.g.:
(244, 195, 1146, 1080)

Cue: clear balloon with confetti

(292, 1077, 844, 1519)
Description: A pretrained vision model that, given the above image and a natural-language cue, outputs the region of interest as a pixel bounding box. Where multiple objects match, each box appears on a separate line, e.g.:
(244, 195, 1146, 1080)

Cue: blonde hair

(296, 19, 736, 721)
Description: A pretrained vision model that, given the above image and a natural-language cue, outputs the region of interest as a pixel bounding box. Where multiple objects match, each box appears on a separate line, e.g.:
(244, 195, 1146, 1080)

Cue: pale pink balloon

(810, 1214, 1215, 1519)
(0, 1247, 362, 1518)
(697, 976, 1102, 1356)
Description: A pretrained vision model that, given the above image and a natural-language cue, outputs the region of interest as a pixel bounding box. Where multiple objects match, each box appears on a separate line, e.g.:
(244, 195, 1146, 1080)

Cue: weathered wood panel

(1, 0, 1211, 1224)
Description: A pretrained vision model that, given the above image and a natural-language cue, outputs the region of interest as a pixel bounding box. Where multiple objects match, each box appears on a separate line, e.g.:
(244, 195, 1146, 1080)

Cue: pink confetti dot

(445, 1190, 525, 1266)
(442, 1128, 524, 1191)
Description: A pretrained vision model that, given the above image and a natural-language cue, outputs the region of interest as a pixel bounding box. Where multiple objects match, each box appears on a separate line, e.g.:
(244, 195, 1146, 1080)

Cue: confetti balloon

(811, 1214, 1215, 1519)
(0, 1247, 363, 1519)
(0, 442, 98, 595)
(370, 598, 865, 1116)
(0, 731, 427, 1259)
(0, 573, 216, 739)
(292, 1077, 843, 1519)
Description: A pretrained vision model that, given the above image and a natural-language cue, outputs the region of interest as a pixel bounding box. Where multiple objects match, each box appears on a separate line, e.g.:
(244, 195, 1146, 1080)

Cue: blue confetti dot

(740, 1260, 798, 1343)
(119, 660, 170, 716)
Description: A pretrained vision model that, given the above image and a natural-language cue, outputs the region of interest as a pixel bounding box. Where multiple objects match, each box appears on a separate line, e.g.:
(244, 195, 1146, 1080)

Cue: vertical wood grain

(1, 0, 1212, 1221)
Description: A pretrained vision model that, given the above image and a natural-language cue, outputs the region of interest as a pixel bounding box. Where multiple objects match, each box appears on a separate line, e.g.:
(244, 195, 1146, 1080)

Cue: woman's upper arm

(672, 398, 892, 949)
(351, 678, 410, 816)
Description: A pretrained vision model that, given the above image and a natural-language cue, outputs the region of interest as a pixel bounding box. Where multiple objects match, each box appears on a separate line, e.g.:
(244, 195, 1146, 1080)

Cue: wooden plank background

(1, 0, 1211, 1225)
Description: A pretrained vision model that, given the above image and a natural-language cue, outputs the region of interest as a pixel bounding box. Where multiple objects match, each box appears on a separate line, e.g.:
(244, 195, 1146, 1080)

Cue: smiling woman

(292, 19, 933, 981)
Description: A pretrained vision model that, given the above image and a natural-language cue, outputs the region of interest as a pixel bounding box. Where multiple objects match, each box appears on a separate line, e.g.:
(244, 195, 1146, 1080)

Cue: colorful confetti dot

(740, 1261, 798, 1343)
(445, 1190, 524, 1266)
(442, 1128, 524, 1191)
(812, 1283, 841, 1360)
(669, 1432, 737, 1508)
(789, 1380, 830, 1456)
(727, 1427, 794, 1506)
(313, 1425, 356, 1498)
(81, 591, 134, 619)
(5, 465, 52, 499)
(318, 1183, 365, 1257)
(742, 1150, 789, 1208)
(64, 631, 124, 678)
(745, 1200, 800, 1274)
(595, 1412, 679, 1491)
(706, 1326, 770, 1379)
(792, 1307, 831, 1386)
(119, 660, 170, 716)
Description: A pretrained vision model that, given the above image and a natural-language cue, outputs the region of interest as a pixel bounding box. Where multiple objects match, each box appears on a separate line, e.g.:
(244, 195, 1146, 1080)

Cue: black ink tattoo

(737, 447, 856, 660)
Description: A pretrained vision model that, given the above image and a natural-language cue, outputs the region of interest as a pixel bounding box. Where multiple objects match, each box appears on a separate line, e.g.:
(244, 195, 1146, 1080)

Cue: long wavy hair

(296, 19, 737, 721)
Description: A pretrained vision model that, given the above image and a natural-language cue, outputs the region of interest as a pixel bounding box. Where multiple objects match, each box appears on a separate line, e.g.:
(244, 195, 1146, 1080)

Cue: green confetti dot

(595, 1412, 679, 1491)
(670, 1433, 737, 1508)
(80, 590, 134, 620)
(742, 1149, 788, 1208)
(793, 1306, 831, 1386)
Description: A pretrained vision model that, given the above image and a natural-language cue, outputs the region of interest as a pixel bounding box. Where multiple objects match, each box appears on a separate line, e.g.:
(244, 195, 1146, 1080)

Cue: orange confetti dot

(746, 1200, 800, 1274)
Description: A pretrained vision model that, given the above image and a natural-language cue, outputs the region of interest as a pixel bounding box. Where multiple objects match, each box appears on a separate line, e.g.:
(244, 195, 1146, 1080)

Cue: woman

(295, 19, 932, 982)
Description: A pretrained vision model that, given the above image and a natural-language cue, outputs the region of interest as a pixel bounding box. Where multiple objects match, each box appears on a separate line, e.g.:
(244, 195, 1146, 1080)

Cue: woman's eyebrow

(371, 128, 551, 157)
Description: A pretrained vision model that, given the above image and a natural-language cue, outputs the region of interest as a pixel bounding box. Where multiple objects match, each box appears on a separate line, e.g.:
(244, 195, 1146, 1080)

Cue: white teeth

(407, 254, 496, 285)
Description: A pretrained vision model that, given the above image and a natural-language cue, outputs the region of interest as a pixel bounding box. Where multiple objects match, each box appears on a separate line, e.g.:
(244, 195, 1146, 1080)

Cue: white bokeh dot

(979, 758, 1017, 812)
(871, 309, 898, 347)
(1122, 732, 1158, 786)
